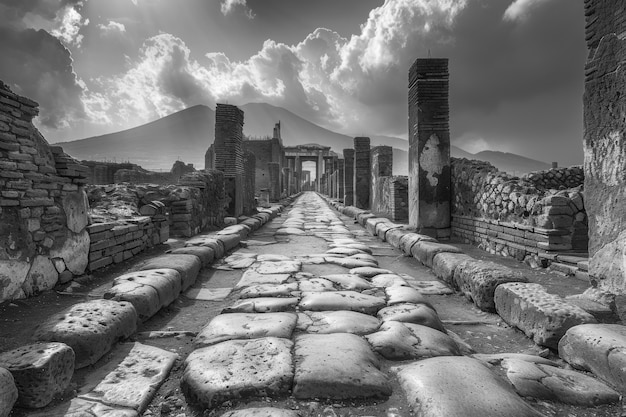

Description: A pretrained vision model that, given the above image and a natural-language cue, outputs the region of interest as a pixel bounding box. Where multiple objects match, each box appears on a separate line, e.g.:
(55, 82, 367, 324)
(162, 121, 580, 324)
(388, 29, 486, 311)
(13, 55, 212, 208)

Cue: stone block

(299, 291, 385, 315)
(385, 228, 408, 249)
(222, 408, 300, 417)
(216, 233, 241, 251)
(33, 299, 137, 368)
(195, 313, 297, 348)
(432, 252, 474, 285)
(398, 233, 436, 255)
(0, 367, 17, 417)
(296, 311, 380, 335)
(62, 191, 89, 233)
(378, 303, 445, 333)
(104, 281, 161, 322)
(185, 236, 225, 259)
(365, 217, 390, 236)
(495, 283, 596, 349)
(168, 246, 215, 267)
(0, 342, 74, 408)
(22, 255, 58, 297)
(139, 254, 201, 291)
(454, 260, 528, 312)
(410, 241, 462, 267)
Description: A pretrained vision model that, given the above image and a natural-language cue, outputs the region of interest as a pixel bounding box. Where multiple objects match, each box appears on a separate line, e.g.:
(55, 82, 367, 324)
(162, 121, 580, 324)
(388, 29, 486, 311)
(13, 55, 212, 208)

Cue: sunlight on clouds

(51, 4, 89, 47)
(98, 20, 126, 35)
(220, 0, 255, 19)
(504, 0, 551, 21)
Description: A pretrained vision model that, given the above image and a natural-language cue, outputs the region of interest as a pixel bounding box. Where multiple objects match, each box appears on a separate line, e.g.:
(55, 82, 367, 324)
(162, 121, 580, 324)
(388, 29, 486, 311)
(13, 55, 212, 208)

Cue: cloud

(220, 0, 255, 19)
(51, 4, 89, 46)
(503, 0, 552, 21)
(98, 20, 126, 35)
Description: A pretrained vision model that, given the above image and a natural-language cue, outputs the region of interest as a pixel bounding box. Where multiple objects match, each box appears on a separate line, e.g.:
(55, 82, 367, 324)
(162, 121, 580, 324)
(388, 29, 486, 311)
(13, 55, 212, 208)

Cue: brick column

(214, 104, 245, 217)
(283, 167, 292, 196)
(243, 150, 256, 214)
(408, 58, 450, 239)
(337, 159, 345, 202)
(370, 146, 393, 210)
(268, 162, 280, 202)
(353, 137, 371, 209)
(343, 149, 355, 206)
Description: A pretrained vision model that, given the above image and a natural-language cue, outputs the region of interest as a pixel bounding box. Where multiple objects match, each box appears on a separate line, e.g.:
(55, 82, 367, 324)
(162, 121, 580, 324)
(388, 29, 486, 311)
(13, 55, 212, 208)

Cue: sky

(0, 0, 586, 166)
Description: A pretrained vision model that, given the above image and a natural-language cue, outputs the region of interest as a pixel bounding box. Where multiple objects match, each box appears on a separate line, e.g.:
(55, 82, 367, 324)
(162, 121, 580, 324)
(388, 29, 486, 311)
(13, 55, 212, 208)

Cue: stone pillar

(243, 150, 256, 214)
(295, 156, 302, 192)
(205, 145, 215, 171)
(283, 167, 292, 196)
(353, 137, 371, 209)
(337, 159, 345, 202)
(370, 146, 393, 211)
(408, 58, 450, 239)
(316, 152, 324, 192)
(268, 162, 281, 202)
(343, 149, 355, 206)
(584, 1, 626, 294)
(214, 104, 245, 217)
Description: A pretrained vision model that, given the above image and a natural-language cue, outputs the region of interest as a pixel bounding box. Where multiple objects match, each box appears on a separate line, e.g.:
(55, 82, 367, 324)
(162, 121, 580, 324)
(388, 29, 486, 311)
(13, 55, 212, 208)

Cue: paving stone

(216, 233, 242, 251)
(0, 342, 74, 408)
(184, 287, 231, 301)
(472, 353, 557, 367)
(139, 254, 201, 291)
(385, 228, 408, 248)
(168, 246, 215, 267)
(224, 297, 300, 313)
(347, 253, 378, 264)
(321, 274, 373, 290)
(559, 324, 626, 392)
(29, 398, 137, 417)
(222, 408, 301, 417)
(276, 227, 306, 235)
(326, 247, 363, 256)
(218, 225, 250, 239)
(366, 321, 460, 360)
(182, 338, 293, 408)
(330, 242, 372, 254)
(239, 283, 299, 298)
(495, 282, 596, 349)
(500, 358, 620, 405)
(79, 342, 177, 413)
(185, 237, 225, 259)
(371, 274, 409, 288)
(299, 291, 385, 315)
(378, 303, 446, 332)
(400, 276, 454, 295)
(296, 311, 380, 335)
(293, 333, 391, 400)
(104, 281, 161, 322)
(432, 252, 474, 285)
(376, 222, 402, 241)
(224, 253, 258, 269)
(326, 257, 377, 268)
(33, 299, 137, 369)
(365, 217, 390, 235)
(235, 270, 291, 289)
(395, 356, 545, 417)
(0, 367, 18, 417)
(398, 233, 436, 255)
(454, 260, 528, 312)
(385, 286, 431, 306)
(349, 267, 393, 278)
(296, 278, 335, 292)
(253, 260, 301, 274)
(195, 313, 297, 348)
(411, 241, 463, 268)
(112, 269, 181, 308)
(257, 254, 292, 262)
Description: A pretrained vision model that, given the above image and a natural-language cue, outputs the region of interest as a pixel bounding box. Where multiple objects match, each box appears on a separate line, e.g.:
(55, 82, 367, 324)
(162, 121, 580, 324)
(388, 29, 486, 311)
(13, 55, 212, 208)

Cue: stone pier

(343, 149, 355, 206)
(354, 137, 371, 209)
(214, 104, 245, 217)
(337, 159, 345, 202)
(408, 58, 451, 239)
(370, 146, 393, 211)
(268, 162, 281, 202)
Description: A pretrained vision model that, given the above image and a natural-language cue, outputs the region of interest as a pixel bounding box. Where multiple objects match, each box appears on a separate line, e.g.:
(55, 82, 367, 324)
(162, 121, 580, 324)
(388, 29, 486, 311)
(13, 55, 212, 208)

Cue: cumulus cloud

(51, 4, 89, 46)
(220, 0, 255, 19)
(98, 20, 126, 35)
(503, 0, 551, 21)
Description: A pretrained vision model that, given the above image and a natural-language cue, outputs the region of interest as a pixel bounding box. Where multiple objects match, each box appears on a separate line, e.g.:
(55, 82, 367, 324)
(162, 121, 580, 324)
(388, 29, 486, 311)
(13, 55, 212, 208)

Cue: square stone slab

(239, 283, 299, 298)
(140, 254, 202, 291)
(299, 291, 386, 315)
(235, 270, 291, 289)
(182, 338, 294, 408)
(253, 261, 302, 274)
(321, 274, 373, 291)
(293, 333, 391, 399)
(184, 287, 232, 301)
(195, 313, 297, 348)
(297, 311, 380, 335)
(113, 269, 181, 308)
(378, 303, 446, 333)
(28, 398, 137, 417)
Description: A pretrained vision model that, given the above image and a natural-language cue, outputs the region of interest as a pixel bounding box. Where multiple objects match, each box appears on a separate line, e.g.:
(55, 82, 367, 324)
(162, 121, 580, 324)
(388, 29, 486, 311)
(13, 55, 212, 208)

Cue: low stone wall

(371, 176, 408, 222)
(522, 166, 584, 190)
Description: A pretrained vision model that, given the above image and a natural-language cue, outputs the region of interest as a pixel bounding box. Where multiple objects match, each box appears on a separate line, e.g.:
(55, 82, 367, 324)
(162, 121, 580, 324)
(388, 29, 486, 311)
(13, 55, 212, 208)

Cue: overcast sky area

(0, 0, 586, 166)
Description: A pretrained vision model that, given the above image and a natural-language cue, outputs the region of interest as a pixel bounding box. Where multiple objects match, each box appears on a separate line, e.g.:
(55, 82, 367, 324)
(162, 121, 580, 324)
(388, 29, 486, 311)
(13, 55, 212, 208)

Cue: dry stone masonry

(353, 137, 371, 209)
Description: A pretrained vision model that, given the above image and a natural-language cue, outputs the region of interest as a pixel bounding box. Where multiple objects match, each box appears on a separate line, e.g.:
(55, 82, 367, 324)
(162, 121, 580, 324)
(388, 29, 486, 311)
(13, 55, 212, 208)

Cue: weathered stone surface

(222, 408, 301, 417)
(22, 255, 58, 296)
(0, 342, 74, 408)
(168, 246, 215, 267)
(195, 313, 297, 347)
(326, 257, 377, 268)
(432, 252, 474, 284)
(349, 267, 393, 278)
(235, 270, 291, 288)
(296, 277, 335, 292)
(50, 229, 89, 275)
(385, 285, 429, 306)
(140, 254, 201, 291)
(0, 260, 30, 301)
(293, 333, 391, 399)
(216, 233, 242, 251)
(219, 225, 250, 239)
(406, 279, 454, 295)
(224, 297, 299, 313)
(62, 191, 89, 233)
(366, 321, 460, 360)
(185, 236, 225, 259)
(371, 274, 409, 287)
(589, 229, 626, 294)
(182, 338, 293, 407)
(184, 287, 231, 300)
(257, 254, 291, 262)
(296, 311, 380, 335)
(326, 247, 363, 256)
(276, 227, 306, 235)
(495, 282, 596, 349)
(239, 283, 299, 298)
(113, 269, 181, 308)
(395, 356, 545, 417)
(330, 242, 372, 254)
(454, 260, 527, 311)
(411, 241, 462, 267)
(253, 260, 301, 274)
(322, 274, 372, 290)
(29, 398, 137, 417)
(33, 299, 138, 368)
(104, 281, 161, 322)
(398, 233, 436, 255)
(347, 253, 378, 264)
(378, 303, 445, 333)
(299, 291, 385, 315)
(0, 367, 17, 417)
(385, 228, 408, 248)
(559, 324, 626, 392)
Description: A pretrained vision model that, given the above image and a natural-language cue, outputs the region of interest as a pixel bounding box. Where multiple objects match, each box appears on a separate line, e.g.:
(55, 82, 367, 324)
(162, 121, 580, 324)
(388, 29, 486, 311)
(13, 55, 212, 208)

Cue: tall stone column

(408, 58, 450, 239)
(295, 156, 302, 192)
(214, 104, 245, 217)
(370, 146, 393, 211)
(268, 162, 280, 202)
(337, 159, 345, 202)
(316, 152, 324, 192)
(353, 137, 371, 209)
(343, 149, 355, 206)
(283, 167, 292, 196)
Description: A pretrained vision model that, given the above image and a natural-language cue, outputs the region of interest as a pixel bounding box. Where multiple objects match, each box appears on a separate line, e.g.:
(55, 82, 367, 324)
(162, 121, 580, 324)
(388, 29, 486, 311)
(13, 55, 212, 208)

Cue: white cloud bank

(504, 0, 552, 21)
(220, 0, 255, 19)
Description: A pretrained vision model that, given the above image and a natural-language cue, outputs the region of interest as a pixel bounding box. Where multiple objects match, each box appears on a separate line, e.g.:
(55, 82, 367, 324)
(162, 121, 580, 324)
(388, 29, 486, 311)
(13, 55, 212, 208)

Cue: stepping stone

(29, 398, 137, 417)
(0, 342, 73, 409)
(140, 254, 201, 291)
(276, 228, 306, 235)
(222, 408, 301, 417)
(257, 254, 292, 262)
(293, 333, 391, 400)
(322, 274, 373, 290)
(349, 267, 393, 278)
(113, 269, 181, 308)
(195, 313, 297, 348)
(235, 270, 291, 289)
(224, 253, 257, 269)
(182, 338, 293, 408)
(79, 343, 177, 413)
(495, 282, 596, 349)
(499, 358, 619, 405)
(216, 233, 242, 251)
(184, 287, 231, 301)
(253, 261, 302, 274)
(395, 356, 545, 417)
(104, 281, 161, 322)
(454, 260, 528, 312)
(327, 258, 377, 269)
(299, 291, 386, 315)
(296, 311, 380, 335)
(385, 286, 431, 306)
(411, 241, 463, 267)
(559, 324, 626, 392)
(240, 283, 299, 298)
(33, 299, 137, 369)
(185, 237, 225, 259)
(224, 297, 299, 313)
(371, 274, 409, 288)
(297, 278, 335, 292)
(168, 246, 215, 267)
(400, 276, 454, 295)
(378, 303, 446, 333)
(326, 247, 363, 256)
(366, 321, 460, 360)
(432, 252, 474, 284)
(0, 368, 17, 417)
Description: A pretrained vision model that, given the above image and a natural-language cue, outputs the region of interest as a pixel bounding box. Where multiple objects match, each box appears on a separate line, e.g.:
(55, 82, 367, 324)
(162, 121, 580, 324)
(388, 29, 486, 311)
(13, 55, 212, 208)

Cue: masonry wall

(0, 81, 91, 302)
(242, 138, 284, 192)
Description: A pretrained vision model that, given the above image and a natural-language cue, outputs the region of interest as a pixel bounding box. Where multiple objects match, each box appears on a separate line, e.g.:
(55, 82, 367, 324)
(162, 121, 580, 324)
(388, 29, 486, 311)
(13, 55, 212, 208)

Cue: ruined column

(283, 167, 292, 196)
(337, 159, 345, 202)
(408, 58, 450, 238)
(343, 149, 355, 206)
(295, 156, 302, 192)
(353, 137, 371, 209)
(370, 146, 393, 211)
(214, 104, 245, 216)
(268, 162, 281, 202)
(316, 152, 324, 192)
(243, 150, 256, 214)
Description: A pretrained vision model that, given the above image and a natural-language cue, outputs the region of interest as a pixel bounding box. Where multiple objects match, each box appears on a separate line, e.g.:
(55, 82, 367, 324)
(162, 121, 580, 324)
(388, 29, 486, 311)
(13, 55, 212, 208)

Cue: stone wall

(242, 138, 283, 192)
(372, 176, 409, 222)
(0, 81, 91, 302)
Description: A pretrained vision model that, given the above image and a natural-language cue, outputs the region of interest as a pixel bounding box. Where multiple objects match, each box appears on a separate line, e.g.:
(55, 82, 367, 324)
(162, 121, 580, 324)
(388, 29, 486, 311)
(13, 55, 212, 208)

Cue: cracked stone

(296, 311, 380, 335)
(194, 313, 297, 348)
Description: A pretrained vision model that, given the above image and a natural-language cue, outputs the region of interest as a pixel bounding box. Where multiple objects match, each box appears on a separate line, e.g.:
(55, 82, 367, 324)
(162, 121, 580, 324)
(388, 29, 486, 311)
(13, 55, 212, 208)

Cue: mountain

(471, 150, 551, 175)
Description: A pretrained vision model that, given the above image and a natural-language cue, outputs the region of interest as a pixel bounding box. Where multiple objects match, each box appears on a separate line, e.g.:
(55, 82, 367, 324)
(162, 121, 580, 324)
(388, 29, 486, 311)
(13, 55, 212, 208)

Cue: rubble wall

(0, 81, 91, 302)
(373, 176, 408, 222)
